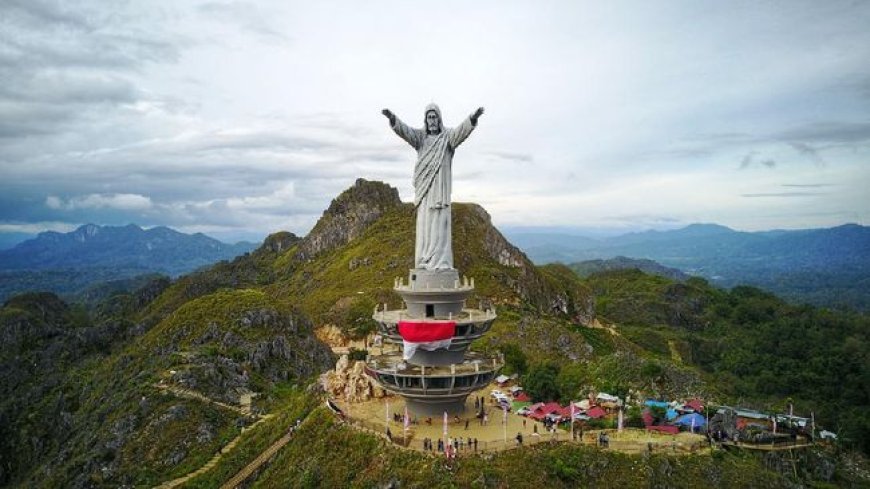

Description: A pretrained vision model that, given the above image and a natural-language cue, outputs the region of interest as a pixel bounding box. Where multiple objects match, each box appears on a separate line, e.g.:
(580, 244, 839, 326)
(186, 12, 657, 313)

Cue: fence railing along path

(338, 411, 709, 456)
(219, 418, 305, 489)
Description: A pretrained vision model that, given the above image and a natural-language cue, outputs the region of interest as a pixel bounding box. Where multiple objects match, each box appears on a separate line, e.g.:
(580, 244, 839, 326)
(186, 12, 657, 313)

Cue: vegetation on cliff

(2, 179, 868, 487)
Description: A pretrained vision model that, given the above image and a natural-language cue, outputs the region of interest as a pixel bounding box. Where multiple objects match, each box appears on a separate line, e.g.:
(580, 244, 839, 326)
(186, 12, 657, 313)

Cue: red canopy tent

(586, 406, 606, 419)
(513, 392, 531, 402)
(529, 402, 562, 421)
(684, 398, 704, 412)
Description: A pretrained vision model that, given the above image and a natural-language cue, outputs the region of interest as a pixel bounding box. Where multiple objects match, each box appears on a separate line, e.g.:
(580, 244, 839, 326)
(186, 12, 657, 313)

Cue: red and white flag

(398, 320, 456, 360)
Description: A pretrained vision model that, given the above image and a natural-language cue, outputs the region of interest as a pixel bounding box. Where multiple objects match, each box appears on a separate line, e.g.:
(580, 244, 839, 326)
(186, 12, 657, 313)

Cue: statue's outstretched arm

(383, 108, 423, 149)
(449, 107, 484, 149)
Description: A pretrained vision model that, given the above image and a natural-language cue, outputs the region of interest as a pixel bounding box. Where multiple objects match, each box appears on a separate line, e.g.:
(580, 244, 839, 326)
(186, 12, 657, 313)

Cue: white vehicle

(490, 390, 506, 400)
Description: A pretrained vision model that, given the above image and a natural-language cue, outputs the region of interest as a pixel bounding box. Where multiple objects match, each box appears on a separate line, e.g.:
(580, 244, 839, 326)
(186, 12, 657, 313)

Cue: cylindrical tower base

(408, 348, 466, 365)
(406, 397, 469, 417)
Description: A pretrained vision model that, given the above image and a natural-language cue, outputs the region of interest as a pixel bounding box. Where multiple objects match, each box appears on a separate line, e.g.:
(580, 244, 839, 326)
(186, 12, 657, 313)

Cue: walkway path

(154, 383, 250, 415)
(154, 414, 273, 489)
(151, 383, 267, 488)
(219, 419, 304, 489)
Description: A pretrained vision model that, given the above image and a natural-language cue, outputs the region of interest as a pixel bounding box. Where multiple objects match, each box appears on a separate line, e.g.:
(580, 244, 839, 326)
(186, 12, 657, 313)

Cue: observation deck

(365, 351, 504, 415)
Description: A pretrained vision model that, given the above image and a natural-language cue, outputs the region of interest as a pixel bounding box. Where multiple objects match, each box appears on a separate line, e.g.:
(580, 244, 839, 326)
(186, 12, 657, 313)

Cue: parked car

(516, 406, 532, 416)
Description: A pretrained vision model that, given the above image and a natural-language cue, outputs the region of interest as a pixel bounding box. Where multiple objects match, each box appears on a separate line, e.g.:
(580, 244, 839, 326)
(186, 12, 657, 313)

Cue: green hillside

(1, 179, 867, 487)
(585, 269, 870, 454)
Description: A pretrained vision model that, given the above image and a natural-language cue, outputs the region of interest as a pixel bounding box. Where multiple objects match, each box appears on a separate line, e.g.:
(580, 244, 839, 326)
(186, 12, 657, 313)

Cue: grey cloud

(0, 73, 137, 105)
(778, 121, 870, 145)
(739, 151, 776, 169)
(485, 151, 534, 163)
(781, 183, 834, 188)
(681, 119, 870, 169)
(601, 214, 683, 226)
(4, 0, 94, 31)
(0, 1, 183, 140)
(188, 132, 333, 153)
(742, 192, 823, 198)
(1, 8, 180, 71)
(787, 142, 825, 166)
(197, 1, 291, 43)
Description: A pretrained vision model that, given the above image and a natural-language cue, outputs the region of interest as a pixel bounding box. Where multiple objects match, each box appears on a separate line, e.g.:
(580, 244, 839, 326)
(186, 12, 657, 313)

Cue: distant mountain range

(569, 256, 690, 282)
(0, 224, 256, 302)
(507, 223, 870, 310)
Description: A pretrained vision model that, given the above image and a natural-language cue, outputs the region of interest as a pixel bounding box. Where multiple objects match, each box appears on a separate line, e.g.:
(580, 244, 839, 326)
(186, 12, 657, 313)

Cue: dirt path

(153, 414, 273, 489)
(154, 383, 249, 415)
(151, 383, 268, 488)
(219, 417, 305, 489)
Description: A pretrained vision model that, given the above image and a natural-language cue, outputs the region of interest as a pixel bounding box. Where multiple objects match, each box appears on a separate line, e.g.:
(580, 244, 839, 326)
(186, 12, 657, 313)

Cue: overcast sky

(1, 0, 869, 244)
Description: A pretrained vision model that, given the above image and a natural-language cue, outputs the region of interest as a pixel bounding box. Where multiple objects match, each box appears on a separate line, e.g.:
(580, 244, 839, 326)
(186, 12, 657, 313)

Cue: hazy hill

(0, 224, 257, 303)
(0, 223, 256, 273)
(570, 256, 690, 282)
(1, 179, 866, 487)
(509, 223, 870, 310)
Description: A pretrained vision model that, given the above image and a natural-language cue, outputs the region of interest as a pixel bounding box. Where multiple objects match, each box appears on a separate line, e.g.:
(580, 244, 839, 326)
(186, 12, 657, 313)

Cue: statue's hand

(471, 107, 484, 124)
(382, 109, 396, 125)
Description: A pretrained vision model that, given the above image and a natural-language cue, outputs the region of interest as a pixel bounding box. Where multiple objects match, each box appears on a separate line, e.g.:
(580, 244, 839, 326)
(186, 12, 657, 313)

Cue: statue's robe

(391, 104, 476, 270)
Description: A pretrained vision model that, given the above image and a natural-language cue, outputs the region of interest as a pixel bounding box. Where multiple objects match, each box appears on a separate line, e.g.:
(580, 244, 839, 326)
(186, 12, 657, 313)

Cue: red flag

(398, 320, 456, 360)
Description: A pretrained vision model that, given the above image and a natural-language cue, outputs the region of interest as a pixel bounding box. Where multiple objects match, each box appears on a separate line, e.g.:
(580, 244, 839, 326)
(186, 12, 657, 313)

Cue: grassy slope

(254, 408, 791, 489)
(7, 287, 330, 487)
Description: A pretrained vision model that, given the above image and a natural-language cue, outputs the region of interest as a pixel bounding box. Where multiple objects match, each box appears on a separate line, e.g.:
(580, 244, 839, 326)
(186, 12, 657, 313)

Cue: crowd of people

(421, 436, 480, 454)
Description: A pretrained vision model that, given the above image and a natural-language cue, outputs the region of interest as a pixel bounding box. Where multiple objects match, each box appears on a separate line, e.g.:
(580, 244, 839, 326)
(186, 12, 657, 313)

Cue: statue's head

(424, 103, 442, 135)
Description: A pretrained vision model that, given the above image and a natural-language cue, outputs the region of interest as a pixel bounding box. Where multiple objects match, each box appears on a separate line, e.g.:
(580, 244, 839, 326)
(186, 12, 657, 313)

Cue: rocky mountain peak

(74, 223, 102, 241)
(294, 179, 402, 261)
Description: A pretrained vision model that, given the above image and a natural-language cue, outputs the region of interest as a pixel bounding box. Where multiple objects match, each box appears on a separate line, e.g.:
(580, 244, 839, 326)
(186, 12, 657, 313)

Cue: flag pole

(443, 411, 448, 457)
(570, 401, 575, 441)
(502, 404, 507, 445)
(404, 405, 409, 447)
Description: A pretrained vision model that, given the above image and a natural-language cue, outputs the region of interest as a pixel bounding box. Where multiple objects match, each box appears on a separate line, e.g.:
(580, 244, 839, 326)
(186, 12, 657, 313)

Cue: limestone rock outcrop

(323, 354, 386, 403)
(295, 179, 402, 262)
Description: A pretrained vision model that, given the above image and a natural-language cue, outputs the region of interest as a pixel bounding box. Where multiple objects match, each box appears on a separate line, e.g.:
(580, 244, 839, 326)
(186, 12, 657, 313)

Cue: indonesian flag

(398, 320, 456, 360)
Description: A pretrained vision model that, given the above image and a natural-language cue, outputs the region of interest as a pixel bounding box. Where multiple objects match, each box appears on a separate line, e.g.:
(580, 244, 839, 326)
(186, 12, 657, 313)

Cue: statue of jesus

(382, 104, 484, 270)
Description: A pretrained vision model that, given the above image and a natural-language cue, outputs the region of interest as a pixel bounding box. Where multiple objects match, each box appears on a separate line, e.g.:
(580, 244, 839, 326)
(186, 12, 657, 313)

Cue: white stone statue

(382, 104, 484, 270)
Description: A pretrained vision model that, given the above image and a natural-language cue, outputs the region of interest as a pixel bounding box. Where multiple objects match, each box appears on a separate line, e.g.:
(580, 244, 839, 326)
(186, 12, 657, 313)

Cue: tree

(499, 343, 528, 376)
(341, 297, 378, 342)
(556, 363, 589, 401)
(524, 363, 561, 402)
